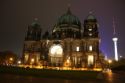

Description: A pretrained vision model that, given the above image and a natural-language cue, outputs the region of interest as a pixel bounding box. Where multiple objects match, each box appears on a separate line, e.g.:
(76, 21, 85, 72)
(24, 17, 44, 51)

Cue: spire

(113, 17, 116, 35)
(89, 10, 95, 15)
(67, 3, 71, 14)
(89, 11, 93, 15)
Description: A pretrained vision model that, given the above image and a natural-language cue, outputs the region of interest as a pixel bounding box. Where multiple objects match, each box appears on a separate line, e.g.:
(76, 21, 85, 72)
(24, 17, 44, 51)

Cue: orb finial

(89, 11, 93, 14)
(34, 18, 38, 22)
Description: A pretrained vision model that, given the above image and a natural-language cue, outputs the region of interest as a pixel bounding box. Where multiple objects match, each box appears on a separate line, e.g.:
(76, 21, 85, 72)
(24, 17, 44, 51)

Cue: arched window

(89, 45, 92, 51)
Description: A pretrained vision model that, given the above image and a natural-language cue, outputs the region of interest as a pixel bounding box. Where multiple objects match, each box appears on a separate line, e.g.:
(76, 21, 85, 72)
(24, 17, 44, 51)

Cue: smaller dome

(31, 18, 40, 27)
(87, 15, 96, 20)
(86, 12, 96, 20)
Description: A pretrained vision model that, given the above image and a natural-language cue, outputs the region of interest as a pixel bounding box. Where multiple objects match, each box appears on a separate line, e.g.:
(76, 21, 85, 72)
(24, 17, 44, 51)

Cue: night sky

(0, 0, 125, 59)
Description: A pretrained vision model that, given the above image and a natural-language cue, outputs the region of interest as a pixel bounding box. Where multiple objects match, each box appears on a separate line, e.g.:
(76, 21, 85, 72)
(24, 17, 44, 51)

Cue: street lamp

(31, 58, 35, 66)
(17, 60, 21, 65)
(108, 59, 112, 69)
(66, 58, 70, 69)
(120, 56, 122, 58)
(66, 57, 70, 66)
(9, 57, 13, 65)
(108, 60, 112, 64)
(9, 57, 13, 61)
(31, 58, 34, 63)
(31, 58, 35, 68)
(75, 46, 79, 67)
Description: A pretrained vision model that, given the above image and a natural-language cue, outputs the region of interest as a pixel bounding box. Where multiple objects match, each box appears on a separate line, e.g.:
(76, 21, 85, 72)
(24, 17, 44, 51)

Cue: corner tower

(83, 13, 99, 38)
(83, 13, 101, 68)
(23, 19, 42, 65)
(25, 19, 41, 41)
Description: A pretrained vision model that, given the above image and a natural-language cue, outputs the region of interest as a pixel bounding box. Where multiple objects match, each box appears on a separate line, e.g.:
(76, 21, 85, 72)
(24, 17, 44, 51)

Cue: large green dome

(57, 9, 81, 27)
(52, 9, 82, 39)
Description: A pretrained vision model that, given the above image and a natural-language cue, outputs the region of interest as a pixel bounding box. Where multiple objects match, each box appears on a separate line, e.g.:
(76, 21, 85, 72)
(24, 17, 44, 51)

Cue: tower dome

(87, 14, 96, 20)
(86, 12, 96, 20)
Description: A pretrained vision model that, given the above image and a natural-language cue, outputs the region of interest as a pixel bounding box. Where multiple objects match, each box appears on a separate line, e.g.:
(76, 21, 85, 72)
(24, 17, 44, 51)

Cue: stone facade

(23, 9, 104, 69)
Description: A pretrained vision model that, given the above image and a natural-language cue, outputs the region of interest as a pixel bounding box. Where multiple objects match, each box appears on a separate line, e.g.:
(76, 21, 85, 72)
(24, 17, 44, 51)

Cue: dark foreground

(0, 66, 125, 83)
(0, 72, 125, 83)
(0, 66, 100, 80)
(0, 74, 104, 83)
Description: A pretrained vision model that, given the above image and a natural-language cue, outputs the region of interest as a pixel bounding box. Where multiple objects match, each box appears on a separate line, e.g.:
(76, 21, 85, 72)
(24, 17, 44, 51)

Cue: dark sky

(0, 0, 125, 59)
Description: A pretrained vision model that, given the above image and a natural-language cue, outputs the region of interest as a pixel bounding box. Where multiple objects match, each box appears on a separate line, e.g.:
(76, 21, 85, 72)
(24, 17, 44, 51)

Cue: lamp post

(17, 60, 21, 65)
(31, 58, 34, 68)
(9, 57, 13, 65)
(120, 56, 123, 59)
(9, 57, 13, 61)
(108, 59, 112, 69)
(76, 46, 79, 67)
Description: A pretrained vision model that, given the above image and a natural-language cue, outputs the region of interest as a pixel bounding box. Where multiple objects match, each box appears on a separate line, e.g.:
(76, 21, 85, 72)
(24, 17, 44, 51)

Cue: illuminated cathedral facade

(22, 9, 104, 69)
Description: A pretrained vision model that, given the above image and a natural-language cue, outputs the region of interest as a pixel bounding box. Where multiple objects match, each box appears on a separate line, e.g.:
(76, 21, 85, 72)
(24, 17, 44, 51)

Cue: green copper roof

(86, 12, 96, 20)
(31, 18, 40, 27)
(57, 9, 81, 27)
(87, 15, 96, 20)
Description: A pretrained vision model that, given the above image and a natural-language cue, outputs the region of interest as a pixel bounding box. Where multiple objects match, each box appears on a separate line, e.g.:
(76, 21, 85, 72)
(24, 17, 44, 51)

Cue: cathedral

(22, 8, 105, 69)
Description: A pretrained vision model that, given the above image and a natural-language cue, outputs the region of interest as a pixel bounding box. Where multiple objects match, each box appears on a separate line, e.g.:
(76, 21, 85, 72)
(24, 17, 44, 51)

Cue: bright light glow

(9, 57, 13, 61)
(120, 56, 122, 58)
(66, 57, 70, 63)
(93, 68, 102, 71)
(88, 55, 94, 65)
(67, 59, 70, 63)
(112, 37, 118, 61)
(112, 37, 118, 41)
(88, 28, 92, 31)
(89, 45, 92, 51)
(24, 53, 29, 62)
(18, 60, 21, 64)
(46, 40, 49, 45)
(50, 44, 63, 57)
(31, 58, 34, 62)
(76, 46, 79, 51)
(108, 60, 112, 64)
(105, 56, 108, 60)
(89, 33, 92, 36)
